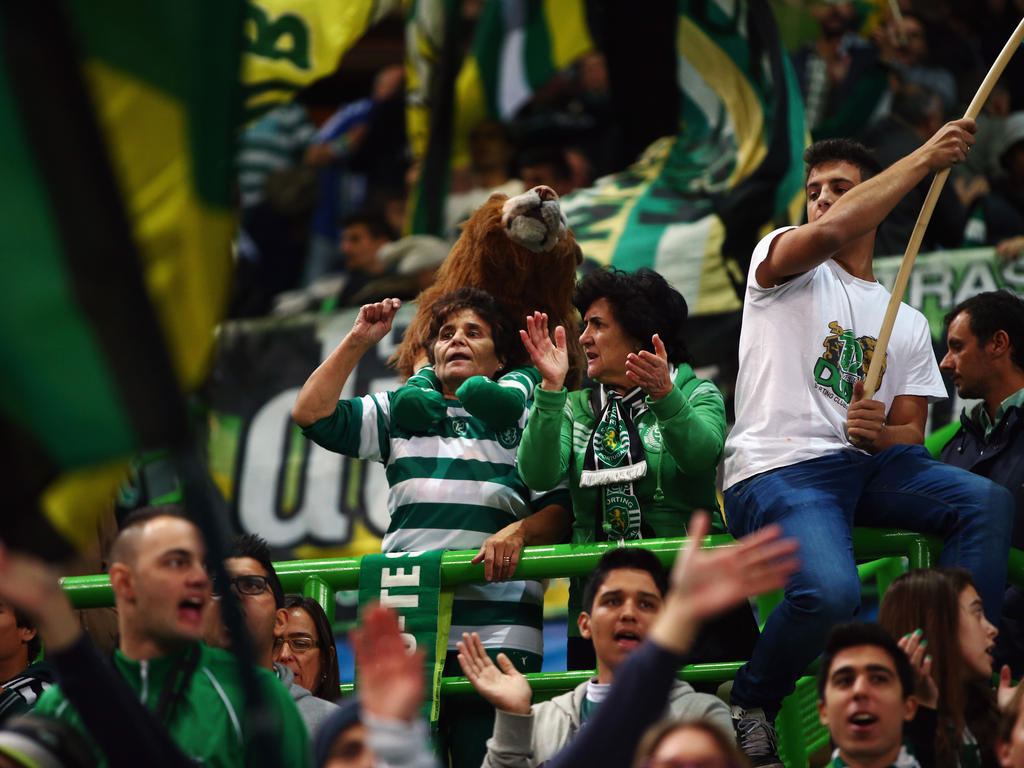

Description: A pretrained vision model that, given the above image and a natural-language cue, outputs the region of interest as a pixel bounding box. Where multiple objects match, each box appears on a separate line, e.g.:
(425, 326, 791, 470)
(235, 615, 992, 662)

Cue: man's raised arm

(757, 119, 976, 288)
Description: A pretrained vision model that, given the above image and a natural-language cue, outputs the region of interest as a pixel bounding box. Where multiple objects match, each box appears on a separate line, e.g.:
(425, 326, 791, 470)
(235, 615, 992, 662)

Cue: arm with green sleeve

(294, 299, 401, 453)
(517, 386, 574, 492)
(516, 313, 575, 492)
(651, 370, 727, 474)
(391, 364, 541, 432)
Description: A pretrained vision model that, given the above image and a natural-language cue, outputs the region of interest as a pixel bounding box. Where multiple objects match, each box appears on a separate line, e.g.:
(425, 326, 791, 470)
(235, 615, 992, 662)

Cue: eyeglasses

(274, 635, 318, 652)
(211, 574, 270, 597)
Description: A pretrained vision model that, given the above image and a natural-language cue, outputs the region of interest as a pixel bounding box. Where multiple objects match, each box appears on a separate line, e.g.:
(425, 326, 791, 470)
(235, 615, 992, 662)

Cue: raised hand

(520, 312, 568, 391)
(650, 511, 800, 654)
(0, 542, 80, 652)
(998, 664, 1021, 711)
(349, 298, 402, 348)
(898, 630, 938, 709)
(625, 334, 673, 401)
(351, 604, 425, 722)
(456, 631, 532, 715)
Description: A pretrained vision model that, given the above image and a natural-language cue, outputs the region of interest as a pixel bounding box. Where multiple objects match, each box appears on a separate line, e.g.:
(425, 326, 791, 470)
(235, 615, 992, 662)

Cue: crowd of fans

(7, 1, 1024, 767)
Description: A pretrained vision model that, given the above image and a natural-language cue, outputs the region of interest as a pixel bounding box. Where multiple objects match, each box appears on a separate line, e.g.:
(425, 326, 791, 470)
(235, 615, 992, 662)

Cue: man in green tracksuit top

(34, 508, 311, 767)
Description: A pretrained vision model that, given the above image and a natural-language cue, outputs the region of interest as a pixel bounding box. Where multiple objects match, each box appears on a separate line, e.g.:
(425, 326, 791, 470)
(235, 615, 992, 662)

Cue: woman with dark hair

(632, 717, 751, 768)
(879, 568, 1009, 768)
(519, 267, 755, 669)
(294, 291, 571, 768)
(275, 596, 341, 702)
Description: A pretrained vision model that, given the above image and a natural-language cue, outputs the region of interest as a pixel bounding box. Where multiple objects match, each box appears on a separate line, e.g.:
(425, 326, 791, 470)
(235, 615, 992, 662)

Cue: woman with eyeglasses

(632, 718, 750, 768)
(275, 596, 341, 703)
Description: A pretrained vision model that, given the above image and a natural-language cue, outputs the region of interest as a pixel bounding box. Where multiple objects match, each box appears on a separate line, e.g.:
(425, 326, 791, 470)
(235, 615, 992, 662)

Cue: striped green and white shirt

(304, 391, 570, 655)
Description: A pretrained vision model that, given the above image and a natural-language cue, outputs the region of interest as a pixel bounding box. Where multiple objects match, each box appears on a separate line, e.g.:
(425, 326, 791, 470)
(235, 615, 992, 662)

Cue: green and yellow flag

(563, 0, 808, 315)
(242, 0, 400, 123)
(0, 0, 237, 556)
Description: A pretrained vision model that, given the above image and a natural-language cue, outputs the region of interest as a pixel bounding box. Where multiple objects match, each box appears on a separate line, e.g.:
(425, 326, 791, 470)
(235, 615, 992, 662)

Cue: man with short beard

(939, 290, 1024, 676)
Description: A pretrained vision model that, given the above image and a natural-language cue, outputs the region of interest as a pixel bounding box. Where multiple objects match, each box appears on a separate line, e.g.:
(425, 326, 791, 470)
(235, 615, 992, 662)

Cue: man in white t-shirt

(721, 125, 1015, 768)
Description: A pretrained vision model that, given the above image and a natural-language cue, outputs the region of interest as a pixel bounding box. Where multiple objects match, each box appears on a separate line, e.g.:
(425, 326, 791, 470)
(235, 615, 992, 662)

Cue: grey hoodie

(274, 662, 339, 739)
(481, 678, 732, 768)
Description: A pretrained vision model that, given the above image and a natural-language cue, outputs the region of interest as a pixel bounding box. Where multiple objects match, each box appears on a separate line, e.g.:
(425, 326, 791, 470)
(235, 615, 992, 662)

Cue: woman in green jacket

(518, 267, 756, 670)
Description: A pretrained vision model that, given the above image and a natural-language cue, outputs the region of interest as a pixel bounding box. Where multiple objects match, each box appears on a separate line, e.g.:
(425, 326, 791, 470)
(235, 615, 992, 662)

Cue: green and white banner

(358, 550, 452, 725)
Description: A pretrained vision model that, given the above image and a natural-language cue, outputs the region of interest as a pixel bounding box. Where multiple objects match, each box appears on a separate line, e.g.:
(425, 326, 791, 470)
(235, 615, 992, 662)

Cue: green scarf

(358, 551, 452, 727)
(581, 385, 648, 540)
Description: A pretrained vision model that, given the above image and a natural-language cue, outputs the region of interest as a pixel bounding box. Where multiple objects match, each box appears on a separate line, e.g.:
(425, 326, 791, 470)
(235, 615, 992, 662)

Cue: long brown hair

(878, 568, 998, 767)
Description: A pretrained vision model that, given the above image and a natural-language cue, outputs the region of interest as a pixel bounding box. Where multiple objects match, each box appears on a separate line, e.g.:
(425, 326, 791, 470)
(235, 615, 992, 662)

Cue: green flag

(0, 0, 237, 555)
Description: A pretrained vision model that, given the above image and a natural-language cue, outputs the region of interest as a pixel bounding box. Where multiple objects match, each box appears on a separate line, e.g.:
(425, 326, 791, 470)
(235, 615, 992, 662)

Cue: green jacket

(35, 643, 311, 767)
(517, 365, 726, 632)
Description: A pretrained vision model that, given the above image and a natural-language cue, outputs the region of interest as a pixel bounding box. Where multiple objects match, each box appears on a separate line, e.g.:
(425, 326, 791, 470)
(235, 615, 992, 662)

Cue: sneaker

(731, 706, 785, 768)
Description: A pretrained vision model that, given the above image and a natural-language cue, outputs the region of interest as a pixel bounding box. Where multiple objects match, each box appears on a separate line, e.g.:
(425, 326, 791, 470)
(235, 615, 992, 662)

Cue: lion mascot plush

(389, 185, 584, 429)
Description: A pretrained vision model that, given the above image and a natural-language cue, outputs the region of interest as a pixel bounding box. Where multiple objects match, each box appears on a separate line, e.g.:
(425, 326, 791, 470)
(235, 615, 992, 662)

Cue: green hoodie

(517, 364, 726, 635)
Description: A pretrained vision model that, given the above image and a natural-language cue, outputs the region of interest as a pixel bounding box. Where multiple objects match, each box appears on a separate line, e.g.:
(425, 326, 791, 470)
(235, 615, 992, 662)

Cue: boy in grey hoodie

(457, 547, 733, 768)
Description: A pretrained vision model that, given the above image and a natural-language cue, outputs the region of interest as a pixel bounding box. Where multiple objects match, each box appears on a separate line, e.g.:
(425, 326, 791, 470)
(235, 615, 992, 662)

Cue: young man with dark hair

(817, 622, 930, 768)
(203, 533, 338, 737)
(722, 120, 1015, 767)
(32, 507, 312, 766)
(939, 289, 1024, 675)
(457, 546, 731, 768)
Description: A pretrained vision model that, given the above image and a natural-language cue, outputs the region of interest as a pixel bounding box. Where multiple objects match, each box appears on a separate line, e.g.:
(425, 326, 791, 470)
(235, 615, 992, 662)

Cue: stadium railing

(61, 530, 1024, 768)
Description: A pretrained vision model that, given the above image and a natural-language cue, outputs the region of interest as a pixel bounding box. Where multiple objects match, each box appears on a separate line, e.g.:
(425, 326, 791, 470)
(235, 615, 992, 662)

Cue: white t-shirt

(723, 226, 946, 490)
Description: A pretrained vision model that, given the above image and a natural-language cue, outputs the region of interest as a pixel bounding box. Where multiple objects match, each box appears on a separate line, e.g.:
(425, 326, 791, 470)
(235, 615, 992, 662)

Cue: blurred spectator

(348, 235, 449, 305)
(304, 65, 406, 286)
(233, 101, 319, 317)
(863, 82, 968, 255)
(313, 606, 437, 768)
(873, 11, 958, 119)
(0, 603, 51, 724)
(791, 1, 888, 141)
(445, 121, 525, 242)
(511, 51, 615, 179)
(337, 211, 398, 306)
(517, 146, 575, 197)
(906, 0, 985, 109)
(979, 112, 1024, 260)
(275, 596, 341, 703)
(0, 715, 94, 768)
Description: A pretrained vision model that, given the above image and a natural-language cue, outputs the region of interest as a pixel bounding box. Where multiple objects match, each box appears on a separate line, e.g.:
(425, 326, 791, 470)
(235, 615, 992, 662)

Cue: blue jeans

(724, 444, 1014, 718)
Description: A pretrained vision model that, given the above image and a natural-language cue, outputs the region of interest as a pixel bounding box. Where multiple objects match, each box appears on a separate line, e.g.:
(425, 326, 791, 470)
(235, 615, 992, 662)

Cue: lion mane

(392, 188, 585, 387)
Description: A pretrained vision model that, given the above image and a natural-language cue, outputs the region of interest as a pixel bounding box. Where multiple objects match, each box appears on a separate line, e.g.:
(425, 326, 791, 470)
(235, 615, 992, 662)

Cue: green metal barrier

(59, 531, 1024, 768)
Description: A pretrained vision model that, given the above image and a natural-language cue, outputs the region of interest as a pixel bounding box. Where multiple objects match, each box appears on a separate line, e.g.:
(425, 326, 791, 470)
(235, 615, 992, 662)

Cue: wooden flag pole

(862, 16, 1024, 399)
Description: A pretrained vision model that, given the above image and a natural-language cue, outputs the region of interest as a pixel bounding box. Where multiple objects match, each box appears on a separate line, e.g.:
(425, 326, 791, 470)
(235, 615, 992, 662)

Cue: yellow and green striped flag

(241, 0, 400, 123)
(0, 0, 237, 556)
